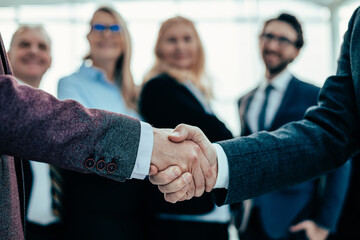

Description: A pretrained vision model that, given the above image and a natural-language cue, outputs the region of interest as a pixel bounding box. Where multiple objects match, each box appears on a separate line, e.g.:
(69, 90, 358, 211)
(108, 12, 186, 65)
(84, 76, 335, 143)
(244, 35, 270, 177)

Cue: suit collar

(260, 69, 292, 94)
(239, 72, 296, 134)
(269, 76, 299, 130)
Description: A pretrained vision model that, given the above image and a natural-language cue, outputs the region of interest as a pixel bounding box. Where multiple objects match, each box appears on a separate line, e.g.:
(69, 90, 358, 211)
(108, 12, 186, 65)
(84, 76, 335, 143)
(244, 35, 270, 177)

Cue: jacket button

(107, 163, 117, 173)
(84, 158, 95, 169)
(97, 159, 106, 171)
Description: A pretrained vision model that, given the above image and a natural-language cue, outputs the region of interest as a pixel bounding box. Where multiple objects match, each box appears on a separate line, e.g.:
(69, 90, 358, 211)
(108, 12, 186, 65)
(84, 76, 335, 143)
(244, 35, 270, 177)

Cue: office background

(1, 0, 359, 135)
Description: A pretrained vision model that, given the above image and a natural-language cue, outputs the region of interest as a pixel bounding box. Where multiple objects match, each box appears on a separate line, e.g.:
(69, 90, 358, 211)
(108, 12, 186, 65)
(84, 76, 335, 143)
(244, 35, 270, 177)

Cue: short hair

(262, 13, 304, 49)
(9, 25, 51, 50)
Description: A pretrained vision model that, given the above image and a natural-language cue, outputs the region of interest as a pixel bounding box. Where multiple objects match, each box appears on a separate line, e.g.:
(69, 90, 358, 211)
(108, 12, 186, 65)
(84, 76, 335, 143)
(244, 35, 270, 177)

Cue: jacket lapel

(239, 89, 257, 136)
(0, 34, 12, 75)
(270, 76, 297, 131)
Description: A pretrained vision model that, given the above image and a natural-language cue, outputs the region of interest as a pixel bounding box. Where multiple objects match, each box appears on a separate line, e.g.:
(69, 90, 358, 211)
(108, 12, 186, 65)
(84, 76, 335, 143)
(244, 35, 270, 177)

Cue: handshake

(149, 124, 218, 204)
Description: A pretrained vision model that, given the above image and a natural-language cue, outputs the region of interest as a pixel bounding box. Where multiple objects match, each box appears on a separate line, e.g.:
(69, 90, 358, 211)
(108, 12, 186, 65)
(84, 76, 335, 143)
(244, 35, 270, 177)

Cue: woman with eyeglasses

(57, 6, 147, 240)
(139, 16, 233, 240)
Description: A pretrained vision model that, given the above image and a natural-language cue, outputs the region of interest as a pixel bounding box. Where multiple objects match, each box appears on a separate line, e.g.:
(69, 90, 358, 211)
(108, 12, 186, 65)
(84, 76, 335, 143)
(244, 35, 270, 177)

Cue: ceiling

(0, 0, 354, 8)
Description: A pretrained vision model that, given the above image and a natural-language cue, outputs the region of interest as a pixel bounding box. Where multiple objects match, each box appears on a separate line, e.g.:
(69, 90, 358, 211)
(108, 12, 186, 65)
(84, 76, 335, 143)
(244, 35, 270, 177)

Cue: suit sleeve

(0, 75, 141, 182)
(312, 161, 351, 231)
(214, 8, 360, 205)
(139, 76, 233, 142)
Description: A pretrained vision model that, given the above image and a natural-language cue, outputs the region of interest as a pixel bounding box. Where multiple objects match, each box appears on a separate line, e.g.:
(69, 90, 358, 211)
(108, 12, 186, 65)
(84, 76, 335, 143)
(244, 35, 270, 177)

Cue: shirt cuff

(213, 143, 229, 189)
(130, 121, 153, 179)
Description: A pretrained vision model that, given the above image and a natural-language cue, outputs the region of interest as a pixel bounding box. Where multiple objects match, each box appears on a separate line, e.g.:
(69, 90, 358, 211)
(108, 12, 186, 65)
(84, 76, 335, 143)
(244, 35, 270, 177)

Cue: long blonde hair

(85, 6, 138, 109)
(143, 16, 212, 99)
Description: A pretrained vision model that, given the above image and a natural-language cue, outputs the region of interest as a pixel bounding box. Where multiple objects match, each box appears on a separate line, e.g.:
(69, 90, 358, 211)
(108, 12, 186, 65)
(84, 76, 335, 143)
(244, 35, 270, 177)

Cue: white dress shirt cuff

(130, 122, 153, 179)
(213, 143, 229, 189)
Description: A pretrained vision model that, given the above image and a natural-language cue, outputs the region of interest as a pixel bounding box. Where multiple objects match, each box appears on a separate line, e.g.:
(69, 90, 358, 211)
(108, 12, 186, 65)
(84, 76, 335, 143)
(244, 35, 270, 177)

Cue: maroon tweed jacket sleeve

(0, 34, 141, 239)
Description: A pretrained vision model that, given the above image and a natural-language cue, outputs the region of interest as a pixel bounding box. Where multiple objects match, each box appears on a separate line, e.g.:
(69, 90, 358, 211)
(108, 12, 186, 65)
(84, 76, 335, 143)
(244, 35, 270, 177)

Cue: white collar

(259, 69, 292, 93)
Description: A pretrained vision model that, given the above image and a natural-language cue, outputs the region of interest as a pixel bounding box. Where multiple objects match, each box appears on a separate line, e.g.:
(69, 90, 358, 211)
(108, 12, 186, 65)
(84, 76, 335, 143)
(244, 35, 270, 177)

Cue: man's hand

(149, 127, 214, 202)
(289, 220, 329, 240)
(149, 124, 218, 203)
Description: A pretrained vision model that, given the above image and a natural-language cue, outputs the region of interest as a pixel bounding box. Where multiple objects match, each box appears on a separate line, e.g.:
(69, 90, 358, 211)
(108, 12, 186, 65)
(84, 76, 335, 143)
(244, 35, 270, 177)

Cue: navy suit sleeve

(313, 161, 351, 231)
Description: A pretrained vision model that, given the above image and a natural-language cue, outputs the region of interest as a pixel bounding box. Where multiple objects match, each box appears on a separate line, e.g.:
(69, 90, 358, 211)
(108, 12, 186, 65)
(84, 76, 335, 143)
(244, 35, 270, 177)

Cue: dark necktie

(258, 84, 273, 131)
(49, 165, 64, 220)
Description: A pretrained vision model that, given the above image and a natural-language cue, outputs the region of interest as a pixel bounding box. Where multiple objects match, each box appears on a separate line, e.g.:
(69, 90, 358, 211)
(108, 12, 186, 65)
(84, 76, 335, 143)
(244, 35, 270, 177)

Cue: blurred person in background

(8, 25, 64, 240)
(57, 6, 147, 240)
(139, 16, 233, 240)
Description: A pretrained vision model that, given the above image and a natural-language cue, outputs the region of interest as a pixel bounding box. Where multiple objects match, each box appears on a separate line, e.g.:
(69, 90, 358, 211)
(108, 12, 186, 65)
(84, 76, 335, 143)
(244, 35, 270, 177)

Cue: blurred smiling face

(260, 20, 300, 76)
(159, 23, 199, 70)
(8, 29, 51, 83)
(87, 11, 123, 63)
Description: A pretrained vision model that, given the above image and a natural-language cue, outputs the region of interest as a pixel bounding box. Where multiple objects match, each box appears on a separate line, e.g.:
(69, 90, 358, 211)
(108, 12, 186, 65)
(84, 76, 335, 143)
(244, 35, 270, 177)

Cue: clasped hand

(150, 124, 217, 203)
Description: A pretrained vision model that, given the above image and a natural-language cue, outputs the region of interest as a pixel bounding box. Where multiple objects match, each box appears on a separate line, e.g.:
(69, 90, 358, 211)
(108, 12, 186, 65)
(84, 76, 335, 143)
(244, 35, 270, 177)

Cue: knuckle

(193, 144, 201, 153)
(186, 192, 193, 200)
(158, 185, 166, 193)
(189, 149, 199, 164)
(204, 167, 213, 179)
(179, 177, 187, 188)
(162, 172, 171, 183)
(149, 175, 157, 184)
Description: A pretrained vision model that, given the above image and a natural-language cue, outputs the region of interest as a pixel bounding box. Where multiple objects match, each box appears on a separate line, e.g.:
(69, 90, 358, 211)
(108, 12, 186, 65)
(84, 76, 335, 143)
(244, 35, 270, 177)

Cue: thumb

(289, 221, 308, 232)
(149, 164, 159, 176)
(169, 124, 215, 165)
(169, 124, 189, 143)
(169, 124, 209, 147)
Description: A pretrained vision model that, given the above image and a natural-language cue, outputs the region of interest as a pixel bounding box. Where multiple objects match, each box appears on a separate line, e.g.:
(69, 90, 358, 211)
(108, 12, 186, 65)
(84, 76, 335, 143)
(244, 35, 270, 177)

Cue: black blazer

(139, 73, 233, 214)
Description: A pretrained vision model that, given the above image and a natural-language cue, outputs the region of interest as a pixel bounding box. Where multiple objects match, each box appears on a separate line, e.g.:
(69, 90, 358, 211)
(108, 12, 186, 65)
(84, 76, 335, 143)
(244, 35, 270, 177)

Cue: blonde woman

(139, 16, 233, 240)
(58, 6, 147, 240)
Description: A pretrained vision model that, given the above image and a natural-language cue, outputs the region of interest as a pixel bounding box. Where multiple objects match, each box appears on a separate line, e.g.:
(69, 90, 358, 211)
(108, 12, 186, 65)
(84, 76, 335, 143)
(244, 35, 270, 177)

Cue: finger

(148, 164, 158, 175)
(185, 179, 195, 200)
(149, 166, 182, 185)
(198, 152, 215, 192)
(169, 124, 211, 153)
(192, 164, 205, 197)
(178, 193, 189, 202)
(164, 184, 190, 203)
(188, 144, 205, 197)
(184, 181, 196, 200)
(289, 221, 307, 232)
(157, 172, 192, 193)
(168, 124, 190, 143)
(194, 143, 214, 193)
(184, 180, 196, 200)
(168, 124, 206, 144)
(169, 124, 216, 172)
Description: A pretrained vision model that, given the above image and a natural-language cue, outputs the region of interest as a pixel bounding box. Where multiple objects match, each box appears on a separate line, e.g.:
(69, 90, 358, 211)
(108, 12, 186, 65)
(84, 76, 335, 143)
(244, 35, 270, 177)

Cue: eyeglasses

(260, 33, 296, 47)
(91, 24, 122, 33)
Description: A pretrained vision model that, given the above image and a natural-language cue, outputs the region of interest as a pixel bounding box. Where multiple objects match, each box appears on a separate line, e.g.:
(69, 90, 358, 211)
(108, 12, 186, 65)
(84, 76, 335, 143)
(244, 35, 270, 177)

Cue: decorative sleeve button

(96, 159, 106, 171)
(107, 162, 117, 173)
(84, 158, 95, 169)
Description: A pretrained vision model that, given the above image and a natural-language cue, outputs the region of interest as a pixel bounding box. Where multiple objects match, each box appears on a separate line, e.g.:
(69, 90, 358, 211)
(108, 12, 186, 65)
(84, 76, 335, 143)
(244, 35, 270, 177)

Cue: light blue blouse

(57, 62, 140, 120)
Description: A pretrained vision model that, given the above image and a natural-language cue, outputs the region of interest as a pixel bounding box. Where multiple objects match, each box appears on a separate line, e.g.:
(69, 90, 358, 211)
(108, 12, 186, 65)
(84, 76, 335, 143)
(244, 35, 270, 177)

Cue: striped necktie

(49, 165, 64, 220)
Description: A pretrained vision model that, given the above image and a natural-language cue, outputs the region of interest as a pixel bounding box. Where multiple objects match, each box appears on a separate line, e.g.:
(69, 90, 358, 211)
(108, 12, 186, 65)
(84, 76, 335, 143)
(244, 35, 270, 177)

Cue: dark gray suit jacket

(214, 6, 360, 206)
(238, 77, 350, 237)
(0, 34, 141, 239)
